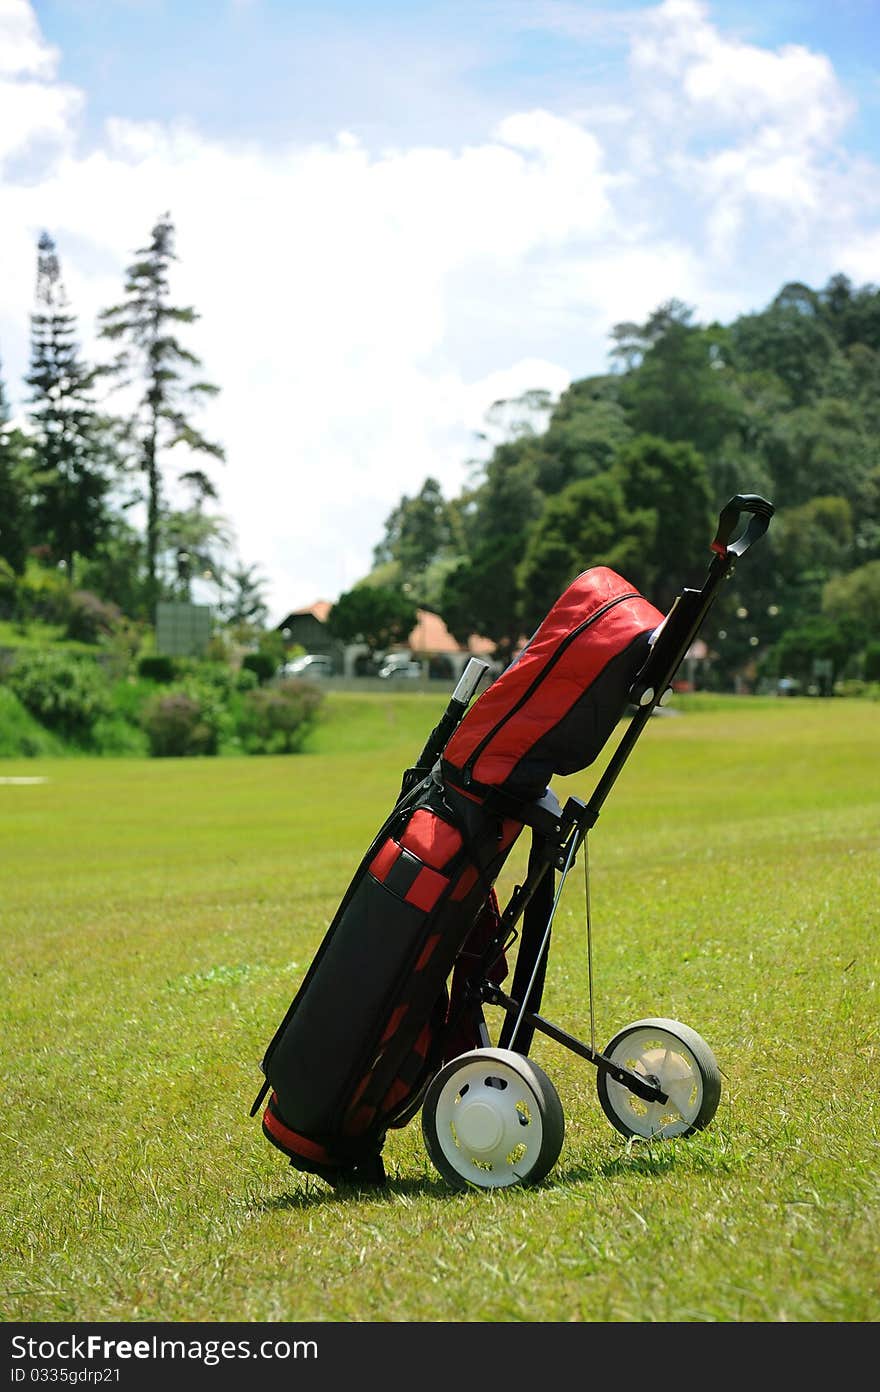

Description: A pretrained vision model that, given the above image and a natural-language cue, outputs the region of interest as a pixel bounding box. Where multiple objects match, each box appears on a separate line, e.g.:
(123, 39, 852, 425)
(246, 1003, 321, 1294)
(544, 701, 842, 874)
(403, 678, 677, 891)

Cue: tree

(325, 584, 418, 660)
(619, 302, 739, 458)
(0, 359, 33, 575)
(372, 476, 453, 599)
(160, 467, 231, 601)
(818, 274, 880, 353)
(612, 435, 714, 610)
(218, 561, 270, 631)
(517, 473, 655, 631)
(532, 378, 633, 495)
(98, 213, 224, 616)
(771, 614, 863, 689)
(75, 516, 147, 620)
(822, 559, 880, 636)
(161, 505, 231, 601)
(436, 422, 544, 659)
(729, 284, 838, 408)
(26, 232, 116, 579)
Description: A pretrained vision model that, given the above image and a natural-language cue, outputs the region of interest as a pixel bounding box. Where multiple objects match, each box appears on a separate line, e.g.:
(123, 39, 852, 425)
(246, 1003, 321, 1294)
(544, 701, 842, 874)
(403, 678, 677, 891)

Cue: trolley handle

(711, 494, 775, 559)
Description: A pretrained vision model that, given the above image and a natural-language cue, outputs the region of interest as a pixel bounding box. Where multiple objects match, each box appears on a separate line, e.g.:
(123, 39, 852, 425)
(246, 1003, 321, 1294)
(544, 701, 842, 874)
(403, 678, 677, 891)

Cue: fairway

(1, 694, 878, 1323)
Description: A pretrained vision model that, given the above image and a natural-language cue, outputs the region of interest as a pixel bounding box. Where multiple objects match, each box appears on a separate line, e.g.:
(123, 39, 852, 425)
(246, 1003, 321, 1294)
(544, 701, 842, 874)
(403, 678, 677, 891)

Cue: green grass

(0, 695, 877, 1323)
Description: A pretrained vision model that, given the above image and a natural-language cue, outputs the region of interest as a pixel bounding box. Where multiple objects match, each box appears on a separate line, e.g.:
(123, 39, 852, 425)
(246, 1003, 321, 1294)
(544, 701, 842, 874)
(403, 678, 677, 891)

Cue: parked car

(282, 654, 334, 679)
(377, 655, 423, 681)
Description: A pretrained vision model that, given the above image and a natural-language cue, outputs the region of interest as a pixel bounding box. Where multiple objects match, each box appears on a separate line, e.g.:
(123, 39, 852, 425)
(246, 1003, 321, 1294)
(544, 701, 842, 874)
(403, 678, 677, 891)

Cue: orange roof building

(406, 609, 495, 658)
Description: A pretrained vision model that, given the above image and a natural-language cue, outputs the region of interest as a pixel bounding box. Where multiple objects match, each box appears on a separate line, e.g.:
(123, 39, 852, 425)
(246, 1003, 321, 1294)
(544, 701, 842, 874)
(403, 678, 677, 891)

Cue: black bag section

(255, 772, 525, 1183)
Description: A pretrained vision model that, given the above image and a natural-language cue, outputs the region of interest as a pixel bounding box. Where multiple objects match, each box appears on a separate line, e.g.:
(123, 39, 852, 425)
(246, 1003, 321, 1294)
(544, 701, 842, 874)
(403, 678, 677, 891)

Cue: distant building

(404, 609, 497, 681)
(275, 601, 344, 672)
(275, 601, 497, 680)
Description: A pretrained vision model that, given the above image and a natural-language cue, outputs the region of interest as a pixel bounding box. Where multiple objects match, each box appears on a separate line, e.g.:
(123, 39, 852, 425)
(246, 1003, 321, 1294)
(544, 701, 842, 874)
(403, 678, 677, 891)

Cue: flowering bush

(140, 688, 220, 757)
(238, 677, 324, 754)
(65, 589, 124, 644)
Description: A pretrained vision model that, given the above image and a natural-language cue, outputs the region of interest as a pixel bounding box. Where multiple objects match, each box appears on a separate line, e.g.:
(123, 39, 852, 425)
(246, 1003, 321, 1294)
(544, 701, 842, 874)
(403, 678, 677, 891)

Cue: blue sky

(2, 0, 879, 620)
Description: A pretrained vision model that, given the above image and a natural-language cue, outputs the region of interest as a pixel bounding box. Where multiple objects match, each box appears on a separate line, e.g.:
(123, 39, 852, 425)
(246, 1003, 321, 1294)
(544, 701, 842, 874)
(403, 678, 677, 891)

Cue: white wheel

(421, 1047, 565, 1190)
(597, 1017, 721, 1140)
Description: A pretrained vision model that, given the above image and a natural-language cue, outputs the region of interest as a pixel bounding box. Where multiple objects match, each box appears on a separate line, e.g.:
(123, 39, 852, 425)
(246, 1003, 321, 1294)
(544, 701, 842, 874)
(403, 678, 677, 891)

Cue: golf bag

(251, 565, 665, 1185)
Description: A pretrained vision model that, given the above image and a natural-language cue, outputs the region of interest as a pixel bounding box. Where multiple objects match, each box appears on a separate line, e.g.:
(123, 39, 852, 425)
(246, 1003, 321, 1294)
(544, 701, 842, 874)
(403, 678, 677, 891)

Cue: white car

(282, 654, 334, 678)
(377, 657, 422, 681)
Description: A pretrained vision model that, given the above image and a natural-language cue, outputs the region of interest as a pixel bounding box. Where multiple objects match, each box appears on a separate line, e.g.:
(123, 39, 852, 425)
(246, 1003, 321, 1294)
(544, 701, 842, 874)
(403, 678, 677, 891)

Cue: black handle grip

(711, 494, 775, 558)
(628, 492, 776, 712)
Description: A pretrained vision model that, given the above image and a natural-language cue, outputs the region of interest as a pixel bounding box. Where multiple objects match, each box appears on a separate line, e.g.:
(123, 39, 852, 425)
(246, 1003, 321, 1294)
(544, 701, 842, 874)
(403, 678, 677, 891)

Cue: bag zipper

(459, 590, 639, 785)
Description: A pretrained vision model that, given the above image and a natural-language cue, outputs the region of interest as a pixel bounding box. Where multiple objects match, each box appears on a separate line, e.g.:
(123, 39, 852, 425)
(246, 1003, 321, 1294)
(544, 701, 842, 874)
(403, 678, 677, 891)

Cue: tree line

(0, 215, 267, 631)
(2, 229, 879, 693)
(337, 276, 880, 690)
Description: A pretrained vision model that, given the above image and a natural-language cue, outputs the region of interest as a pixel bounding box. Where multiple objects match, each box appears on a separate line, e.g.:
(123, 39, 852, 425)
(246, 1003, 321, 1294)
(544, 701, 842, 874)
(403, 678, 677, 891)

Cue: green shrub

(835, 678, 880, 701)
(15, 563, 71, 625)
(90, 714, 150, 757)
(235, 666, 259, 693)
(190, 662, 239, 700)
(140, 688, 220, 757)
(6, 650, 111, 745)
(241, 651, 278, 685)
(65, 590, 123, 644)
(0, 558, 16, 621)
(237, 677, 324, 754)
(138, 654, 178, 683)
(0, 686, 66, 757)
(863, 642, 880, 683)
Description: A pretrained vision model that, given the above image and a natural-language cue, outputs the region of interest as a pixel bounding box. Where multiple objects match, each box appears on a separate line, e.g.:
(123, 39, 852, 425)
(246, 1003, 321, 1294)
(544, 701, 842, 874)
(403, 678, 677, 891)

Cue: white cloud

(628, 0, 859, 257)
(632, 0, 850, 142)
(0, 0, 80, 165)
(0, 0, 57, 78)
(0, 0, 877, 622)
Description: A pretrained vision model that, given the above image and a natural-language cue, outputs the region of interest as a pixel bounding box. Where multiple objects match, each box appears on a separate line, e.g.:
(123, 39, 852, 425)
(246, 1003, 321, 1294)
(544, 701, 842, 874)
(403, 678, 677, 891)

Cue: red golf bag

(251, 566, 665, 1184)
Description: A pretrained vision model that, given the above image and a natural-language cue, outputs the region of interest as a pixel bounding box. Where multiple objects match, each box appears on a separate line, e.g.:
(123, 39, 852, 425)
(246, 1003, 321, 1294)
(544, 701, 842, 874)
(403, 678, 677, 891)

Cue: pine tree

(0, 357, 34, 575)
(98, 213, 225, 616)
(26, 231, 114, 580)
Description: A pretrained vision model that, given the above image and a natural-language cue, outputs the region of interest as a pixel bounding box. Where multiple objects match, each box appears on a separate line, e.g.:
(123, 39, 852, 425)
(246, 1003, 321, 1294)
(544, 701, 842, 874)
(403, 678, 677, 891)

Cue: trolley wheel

(421, 1047, 565, 1191)
(596, 1017, 721, 1140)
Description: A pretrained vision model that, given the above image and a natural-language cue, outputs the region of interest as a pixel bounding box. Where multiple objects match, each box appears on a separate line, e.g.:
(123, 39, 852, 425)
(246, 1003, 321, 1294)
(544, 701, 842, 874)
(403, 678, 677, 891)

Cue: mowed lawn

(1, 693, 878, 1324)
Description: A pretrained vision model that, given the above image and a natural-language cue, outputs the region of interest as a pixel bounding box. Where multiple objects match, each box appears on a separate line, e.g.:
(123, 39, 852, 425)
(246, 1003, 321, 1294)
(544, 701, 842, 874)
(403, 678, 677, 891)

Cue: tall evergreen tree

(26, 232, 115, 579)
(0, 359, 33, 575)
(98, 213, 224, 616)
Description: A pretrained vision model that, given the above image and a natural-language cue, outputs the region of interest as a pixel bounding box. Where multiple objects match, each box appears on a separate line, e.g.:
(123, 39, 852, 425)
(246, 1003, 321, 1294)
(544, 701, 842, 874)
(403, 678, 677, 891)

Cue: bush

(6, 650, 111, 745)
(241, 651, 278, 685)
(0, 687, 66, 757)
(65, 590, 123, 644)
(190, 662, 240, 700)
(15, 564, 71, 625)
(238, 677, 324, 754)
(834, 679, 880, 700)
(863, 642, 880, 683)
(140, 688, 221, 757)
(235, 666, 259, 693)
(90, 714, 150, 757)
(0, 558, 16, 621)
(138, 654, 178, 683)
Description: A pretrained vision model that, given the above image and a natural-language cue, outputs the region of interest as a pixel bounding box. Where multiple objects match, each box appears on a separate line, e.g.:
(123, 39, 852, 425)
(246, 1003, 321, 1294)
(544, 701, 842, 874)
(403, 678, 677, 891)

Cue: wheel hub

(456, 1098, 504, 1152)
